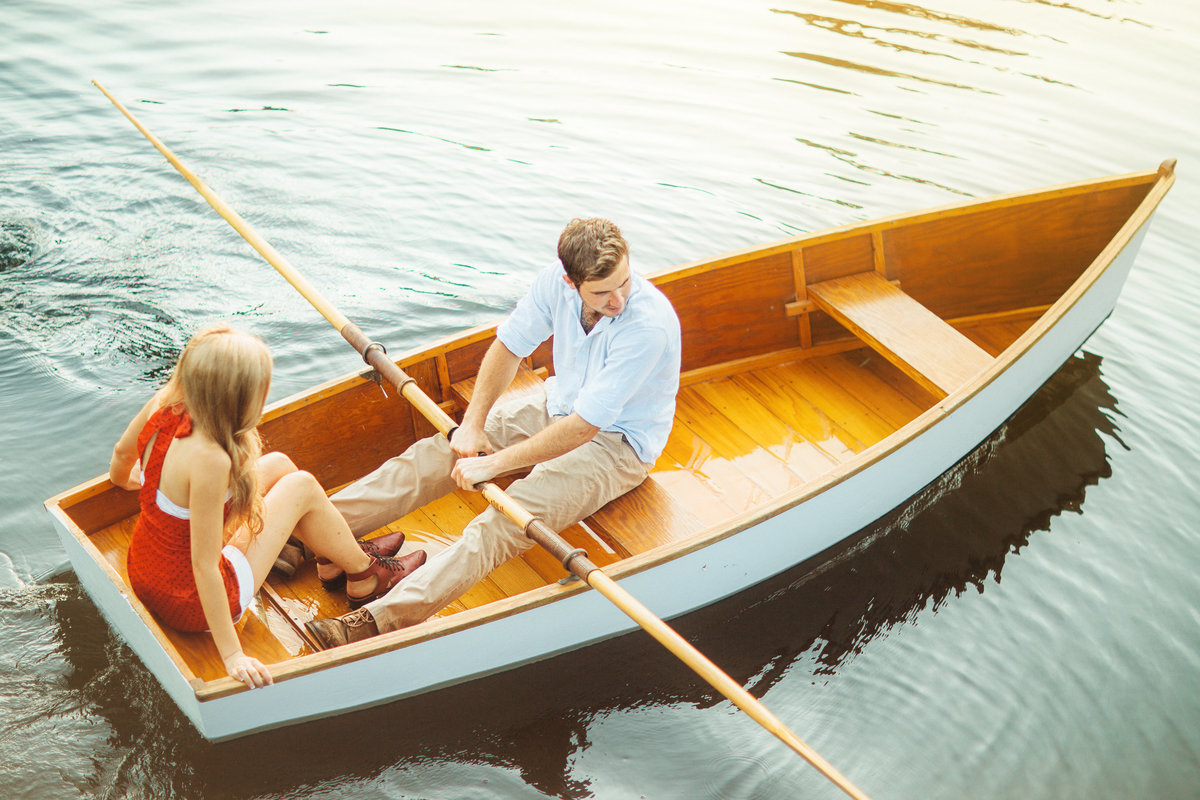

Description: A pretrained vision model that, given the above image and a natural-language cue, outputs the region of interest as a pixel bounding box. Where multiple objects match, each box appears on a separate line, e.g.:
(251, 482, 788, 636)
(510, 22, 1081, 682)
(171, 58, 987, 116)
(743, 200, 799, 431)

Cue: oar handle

(94, 80, 873, 800)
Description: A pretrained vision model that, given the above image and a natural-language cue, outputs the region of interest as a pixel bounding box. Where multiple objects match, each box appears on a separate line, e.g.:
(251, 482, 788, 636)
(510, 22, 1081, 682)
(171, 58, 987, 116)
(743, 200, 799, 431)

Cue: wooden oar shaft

(586, 570, 871, 800)
(95, 81, 871, 800)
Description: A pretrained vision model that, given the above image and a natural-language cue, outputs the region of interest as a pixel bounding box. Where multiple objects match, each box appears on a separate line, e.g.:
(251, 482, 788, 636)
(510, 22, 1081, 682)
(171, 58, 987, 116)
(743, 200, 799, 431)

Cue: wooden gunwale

(49, 164, 1174, 703)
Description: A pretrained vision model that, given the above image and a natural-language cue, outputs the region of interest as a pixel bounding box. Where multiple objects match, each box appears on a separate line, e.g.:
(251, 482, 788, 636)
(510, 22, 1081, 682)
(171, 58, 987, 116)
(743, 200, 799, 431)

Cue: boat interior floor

(88, 316, 1033, 682)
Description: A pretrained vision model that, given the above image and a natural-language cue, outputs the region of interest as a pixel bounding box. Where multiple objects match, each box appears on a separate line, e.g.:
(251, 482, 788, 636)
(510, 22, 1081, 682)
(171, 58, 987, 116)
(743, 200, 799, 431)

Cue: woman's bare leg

(257, 452, 297, 495)
(241, 470, 372, 591)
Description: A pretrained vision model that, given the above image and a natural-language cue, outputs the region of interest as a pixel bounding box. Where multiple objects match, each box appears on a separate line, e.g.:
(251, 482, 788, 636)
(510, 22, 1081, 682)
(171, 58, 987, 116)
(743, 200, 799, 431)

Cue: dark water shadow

(50, 351, 1120, 799)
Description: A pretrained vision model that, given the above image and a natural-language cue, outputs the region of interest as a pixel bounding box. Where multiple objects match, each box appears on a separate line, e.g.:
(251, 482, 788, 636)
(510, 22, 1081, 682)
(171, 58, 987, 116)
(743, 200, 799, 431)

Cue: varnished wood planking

(59, 480, 139, 537)
(403, 358, 445, 441)
(730, 370, 865, 461)
(443, 334, 496, 386)
(674, 388, 809, 497)
(775, 360, 901, 447)
(659, 420, 773, 513)
(959, 320, 1033, 356)
(449, 361, 547, 411)
(803, 233, 875, 284)
(259, 378, 416, 491)
(808, 352, 930, 430)
(690, 379, 840, 482)
(70, 315, 1051, 682)
(648, 457, 740, 523)
(44, 166, 1172, 704)
(850, 350, 943, 412)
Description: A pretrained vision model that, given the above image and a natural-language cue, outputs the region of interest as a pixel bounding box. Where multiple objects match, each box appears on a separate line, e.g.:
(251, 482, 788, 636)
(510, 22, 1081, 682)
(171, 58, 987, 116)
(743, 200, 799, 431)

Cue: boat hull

(49, 222, 1149, 740)
(45, 163, 1173, 740)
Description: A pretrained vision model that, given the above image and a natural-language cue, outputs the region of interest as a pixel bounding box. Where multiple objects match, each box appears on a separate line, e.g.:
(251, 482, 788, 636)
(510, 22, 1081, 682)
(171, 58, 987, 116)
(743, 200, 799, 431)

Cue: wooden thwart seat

(807, 271, 993, 397)
(448, 361, 548, 410)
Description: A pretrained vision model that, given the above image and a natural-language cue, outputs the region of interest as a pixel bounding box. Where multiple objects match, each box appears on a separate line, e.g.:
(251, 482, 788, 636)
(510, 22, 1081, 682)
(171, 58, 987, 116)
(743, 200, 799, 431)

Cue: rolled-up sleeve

(496, 267, 556, 358)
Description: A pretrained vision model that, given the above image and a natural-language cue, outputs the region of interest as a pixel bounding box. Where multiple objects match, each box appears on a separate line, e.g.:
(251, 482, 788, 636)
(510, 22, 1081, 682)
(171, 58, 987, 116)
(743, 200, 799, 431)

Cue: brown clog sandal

(271, 536, 305, 578)
(346, 550, 427, 609)
(315, 531, 406, 590)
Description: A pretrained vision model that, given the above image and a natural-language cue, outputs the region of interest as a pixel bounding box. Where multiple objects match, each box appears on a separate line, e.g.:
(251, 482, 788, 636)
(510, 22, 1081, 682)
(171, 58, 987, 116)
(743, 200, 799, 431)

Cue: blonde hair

(557, 218, 629, 286)
(161, 324, 272, 538)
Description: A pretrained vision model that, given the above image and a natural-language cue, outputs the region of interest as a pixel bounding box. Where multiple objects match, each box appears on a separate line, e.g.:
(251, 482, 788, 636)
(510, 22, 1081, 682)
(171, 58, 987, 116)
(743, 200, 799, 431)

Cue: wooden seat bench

(807, 271, 993, 398)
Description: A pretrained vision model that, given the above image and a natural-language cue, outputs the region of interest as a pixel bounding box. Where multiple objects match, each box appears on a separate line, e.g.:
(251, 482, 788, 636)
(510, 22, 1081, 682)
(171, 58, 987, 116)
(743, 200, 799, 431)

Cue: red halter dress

(126, 406, 242, 632)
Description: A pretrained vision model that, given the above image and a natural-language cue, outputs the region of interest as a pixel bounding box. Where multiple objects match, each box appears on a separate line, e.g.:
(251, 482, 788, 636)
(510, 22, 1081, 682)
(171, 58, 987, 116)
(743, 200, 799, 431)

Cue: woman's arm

(109, 391, 164, 490)
(189, 446, 272, 688)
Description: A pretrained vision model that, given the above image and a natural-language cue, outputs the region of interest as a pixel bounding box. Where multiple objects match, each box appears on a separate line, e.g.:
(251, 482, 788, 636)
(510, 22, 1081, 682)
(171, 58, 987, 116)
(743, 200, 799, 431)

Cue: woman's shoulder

(181, 432, 232, 470)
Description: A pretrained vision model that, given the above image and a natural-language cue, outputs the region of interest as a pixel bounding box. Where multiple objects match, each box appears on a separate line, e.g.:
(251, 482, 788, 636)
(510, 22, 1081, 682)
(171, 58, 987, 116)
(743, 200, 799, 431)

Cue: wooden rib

(808, 271, 993, 397)
(791, 248, 812, 349)
(872, 230, 887, 277)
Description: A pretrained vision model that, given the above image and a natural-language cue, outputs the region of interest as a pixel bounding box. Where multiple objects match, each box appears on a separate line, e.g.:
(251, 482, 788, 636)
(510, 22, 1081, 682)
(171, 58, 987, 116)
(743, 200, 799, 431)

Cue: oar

(93, 80, 873, 800)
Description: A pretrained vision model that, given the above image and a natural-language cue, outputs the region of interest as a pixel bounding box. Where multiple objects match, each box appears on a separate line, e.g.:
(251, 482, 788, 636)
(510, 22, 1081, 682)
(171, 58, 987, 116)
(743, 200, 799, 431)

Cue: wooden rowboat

(45, 161, 1176, 741)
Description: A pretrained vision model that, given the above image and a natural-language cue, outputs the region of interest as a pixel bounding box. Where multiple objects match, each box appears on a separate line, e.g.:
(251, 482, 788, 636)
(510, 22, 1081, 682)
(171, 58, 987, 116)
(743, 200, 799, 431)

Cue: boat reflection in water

(49, 349, 1119, 797)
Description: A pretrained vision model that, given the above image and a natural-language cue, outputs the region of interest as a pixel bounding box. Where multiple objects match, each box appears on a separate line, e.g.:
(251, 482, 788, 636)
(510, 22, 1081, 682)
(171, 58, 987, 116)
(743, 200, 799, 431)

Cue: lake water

(2, 1, 1198, 798)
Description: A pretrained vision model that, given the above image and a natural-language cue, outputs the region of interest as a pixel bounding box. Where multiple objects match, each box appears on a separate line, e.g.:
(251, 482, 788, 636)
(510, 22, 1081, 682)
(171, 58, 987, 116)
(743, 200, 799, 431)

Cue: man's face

(571, 256, 632, 319)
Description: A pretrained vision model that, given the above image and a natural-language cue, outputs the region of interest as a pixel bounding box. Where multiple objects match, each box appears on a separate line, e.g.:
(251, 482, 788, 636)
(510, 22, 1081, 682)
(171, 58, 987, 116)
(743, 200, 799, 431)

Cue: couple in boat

(110, 218, 682, 689)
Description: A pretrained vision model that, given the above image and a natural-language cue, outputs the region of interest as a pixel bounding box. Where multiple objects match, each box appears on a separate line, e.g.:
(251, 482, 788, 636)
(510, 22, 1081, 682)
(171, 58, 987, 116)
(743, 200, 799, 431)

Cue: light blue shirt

(496, 263, 681, 463)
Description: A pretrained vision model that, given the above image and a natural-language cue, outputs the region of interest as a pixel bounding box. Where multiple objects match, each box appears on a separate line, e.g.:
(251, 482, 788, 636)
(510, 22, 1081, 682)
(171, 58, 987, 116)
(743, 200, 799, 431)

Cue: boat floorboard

(87, 318, 1033, 683)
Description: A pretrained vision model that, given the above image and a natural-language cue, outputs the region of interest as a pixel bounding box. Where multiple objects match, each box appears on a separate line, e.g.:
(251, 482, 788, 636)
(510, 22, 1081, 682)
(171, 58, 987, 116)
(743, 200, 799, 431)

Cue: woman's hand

(223, 652, 273, 688)
(114, 462, 141, 491)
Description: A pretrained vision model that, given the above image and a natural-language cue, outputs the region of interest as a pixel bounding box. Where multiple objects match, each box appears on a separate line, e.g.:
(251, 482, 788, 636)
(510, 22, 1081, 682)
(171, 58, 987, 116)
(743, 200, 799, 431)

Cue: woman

(109, 325, 424, 688)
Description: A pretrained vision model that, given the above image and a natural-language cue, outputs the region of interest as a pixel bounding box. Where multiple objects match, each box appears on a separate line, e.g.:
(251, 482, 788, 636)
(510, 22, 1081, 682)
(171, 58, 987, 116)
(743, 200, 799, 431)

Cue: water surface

(2, 1, 1198, 798)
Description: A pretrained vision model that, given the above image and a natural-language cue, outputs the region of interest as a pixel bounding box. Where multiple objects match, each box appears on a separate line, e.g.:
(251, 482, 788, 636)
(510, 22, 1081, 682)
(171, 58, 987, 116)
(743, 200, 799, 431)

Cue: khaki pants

(331, 390, 650, 631)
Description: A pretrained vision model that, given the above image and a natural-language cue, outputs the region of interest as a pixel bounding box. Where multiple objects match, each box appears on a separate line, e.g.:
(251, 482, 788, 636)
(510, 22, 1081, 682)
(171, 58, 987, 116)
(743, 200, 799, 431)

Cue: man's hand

(451, 452, 503, 491)
(449, 421, 493, 459)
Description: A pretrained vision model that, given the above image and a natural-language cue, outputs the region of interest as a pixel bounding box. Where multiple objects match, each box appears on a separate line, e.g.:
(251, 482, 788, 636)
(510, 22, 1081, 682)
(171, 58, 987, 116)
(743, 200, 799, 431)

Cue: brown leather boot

(305, 607, 379, 650)
(345, 550, 427, 609)
(315, 531, 407, 590)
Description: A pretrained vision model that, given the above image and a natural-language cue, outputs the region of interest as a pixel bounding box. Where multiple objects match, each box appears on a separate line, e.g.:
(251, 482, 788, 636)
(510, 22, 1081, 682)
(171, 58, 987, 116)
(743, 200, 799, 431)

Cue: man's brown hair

(557, 218, 629, 286)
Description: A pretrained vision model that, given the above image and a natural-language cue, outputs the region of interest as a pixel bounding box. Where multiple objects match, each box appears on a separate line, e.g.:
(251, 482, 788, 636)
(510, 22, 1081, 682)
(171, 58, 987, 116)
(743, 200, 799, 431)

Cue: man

(306, 217, 681, 648)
